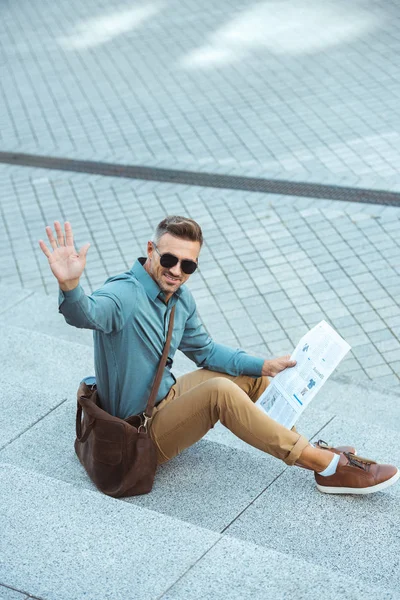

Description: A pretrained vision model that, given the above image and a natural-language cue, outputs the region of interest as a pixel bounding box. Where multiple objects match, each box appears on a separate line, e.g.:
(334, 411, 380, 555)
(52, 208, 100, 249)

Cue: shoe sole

(316, 469, 400, 494)
(316, 468, 400, 495)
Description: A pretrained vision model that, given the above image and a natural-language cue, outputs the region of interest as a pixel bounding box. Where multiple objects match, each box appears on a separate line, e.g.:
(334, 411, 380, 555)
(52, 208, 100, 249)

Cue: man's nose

(169, 262, 182, 277)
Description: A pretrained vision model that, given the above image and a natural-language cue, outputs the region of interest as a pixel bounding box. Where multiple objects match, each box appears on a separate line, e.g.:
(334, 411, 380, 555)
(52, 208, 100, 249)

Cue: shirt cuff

(58, 284, 84, 306)
(240, 354, 265, 377)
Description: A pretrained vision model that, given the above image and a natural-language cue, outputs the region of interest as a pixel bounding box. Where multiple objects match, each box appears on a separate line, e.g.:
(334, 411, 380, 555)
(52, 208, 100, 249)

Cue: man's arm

(179, 302, 295, 377)
(58, 279, 137, 333)
(39, 220, 135, 333)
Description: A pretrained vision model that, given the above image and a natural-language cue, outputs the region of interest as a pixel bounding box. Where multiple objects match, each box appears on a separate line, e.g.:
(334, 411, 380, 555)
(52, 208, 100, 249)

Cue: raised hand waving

(39, 221, 90, 291)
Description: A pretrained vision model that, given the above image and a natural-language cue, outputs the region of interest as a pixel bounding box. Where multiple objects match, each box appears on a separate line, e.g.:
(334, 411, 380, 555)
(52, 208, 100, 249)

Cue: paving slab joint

(0, 289, 35, 317)
(0, 397, 69, 452)
(156, 537, 222, 600)
(0, 583, 43, 600)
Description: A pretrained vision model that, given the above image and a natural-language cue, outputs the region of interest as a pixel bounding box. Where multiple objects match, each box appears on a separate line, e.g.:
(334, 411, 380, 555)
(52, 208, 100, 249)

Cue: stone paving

(1, 0, 400, 190)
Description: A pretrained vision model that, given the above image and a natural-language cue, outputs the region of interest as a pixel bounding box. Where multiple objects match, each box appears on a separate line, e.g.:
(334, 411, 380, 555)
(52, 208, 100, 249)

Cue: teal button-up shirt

(59, 258, 264, 418)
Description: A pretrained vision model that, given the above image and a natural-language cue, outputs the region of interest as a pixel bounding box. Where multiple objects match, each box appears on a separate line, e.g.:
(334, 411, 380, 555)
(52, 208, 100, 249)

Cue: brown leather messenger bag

(74, 305, 176, 498)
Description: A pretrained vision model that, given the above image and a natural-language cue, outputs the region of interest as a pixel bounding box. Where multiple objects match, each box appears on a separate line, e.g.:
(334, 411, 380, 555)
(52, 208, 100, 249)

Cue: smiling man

(39, 215, 399, 495)
(145, 233, 198, 301)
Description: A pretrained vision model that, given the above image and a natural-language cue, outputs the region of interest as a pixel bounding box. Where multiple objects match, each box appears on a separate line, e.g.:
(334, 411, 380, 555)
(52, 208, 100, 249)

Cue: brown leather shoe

(315, 452, 400, 494)
(295, 439, 356, 470)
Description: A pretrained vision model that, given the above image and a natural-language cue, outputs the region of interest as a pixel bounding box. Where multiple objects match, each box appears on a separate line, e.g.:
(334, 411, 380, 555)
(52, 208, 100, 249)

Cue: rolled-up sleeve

(178, 305, 264, 377)
(58, 279, 137, 334)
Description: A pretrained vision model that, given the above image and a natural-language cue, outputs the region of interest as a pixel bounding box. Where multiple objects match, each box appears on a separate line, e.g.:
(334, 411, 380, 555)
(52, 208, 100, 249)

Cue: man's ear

(147, 240, 153, 258)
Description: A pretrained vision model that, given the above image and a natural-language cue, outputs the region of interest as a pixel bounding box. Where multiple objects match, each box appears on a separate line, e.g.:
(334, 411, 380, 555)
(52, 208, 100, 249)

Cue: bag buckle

(138, 413, 150, 433)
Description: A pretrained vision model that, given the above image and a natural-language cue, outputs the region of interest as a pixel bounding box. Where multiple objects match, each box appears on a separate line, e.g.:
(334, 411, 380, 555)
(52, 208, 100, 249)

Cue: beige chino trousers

(149, 369, 309, 466)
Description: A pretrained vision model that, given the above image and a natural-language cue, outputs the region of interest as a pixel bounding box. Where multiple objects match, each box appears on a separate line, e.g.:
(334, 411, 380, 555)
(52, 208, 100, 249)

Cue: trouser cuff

(284, 434, 310, 466)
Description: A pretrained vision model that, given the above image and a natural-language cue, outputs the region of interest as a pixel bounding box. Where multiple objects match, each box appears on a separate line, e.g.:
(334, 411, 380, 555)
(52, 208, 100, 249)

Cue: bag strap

(144, 304, 176, 420)
(76, 401, 95, 442)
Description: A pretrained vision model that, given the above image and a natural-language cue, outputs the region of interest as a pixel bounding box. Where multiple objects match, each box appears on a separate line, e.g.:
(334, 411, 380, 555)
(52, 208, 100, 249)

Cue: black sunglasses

(152, 242, 198, 274)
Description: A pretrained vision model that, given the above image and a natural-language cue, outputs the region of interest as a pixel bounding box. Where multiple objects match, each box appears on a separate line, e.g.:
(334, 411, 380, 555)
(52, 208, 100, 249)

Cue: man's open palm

(39, 221, 90, 287)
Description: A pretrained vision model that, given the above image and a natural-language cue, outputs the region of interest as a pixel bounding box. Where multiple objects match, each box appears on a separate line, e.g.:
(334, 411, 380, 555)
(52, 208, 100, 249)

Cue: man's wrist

(261, 359, 271, 377)
(59, 279, 80, 292)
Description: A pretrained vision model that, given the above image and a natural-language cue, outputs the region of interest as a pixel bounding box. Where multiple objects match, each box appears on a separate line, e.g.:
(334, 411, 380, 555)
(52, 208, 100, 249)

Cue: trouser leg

(149, 369, 309, 466)
(171, 367, 269, 402)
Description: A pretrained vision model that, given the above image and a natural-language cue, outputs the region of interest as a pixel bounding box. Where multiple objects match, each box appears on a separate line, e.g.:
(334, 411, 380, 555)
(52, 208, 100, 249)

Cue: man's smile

(164, 272, 181, 284)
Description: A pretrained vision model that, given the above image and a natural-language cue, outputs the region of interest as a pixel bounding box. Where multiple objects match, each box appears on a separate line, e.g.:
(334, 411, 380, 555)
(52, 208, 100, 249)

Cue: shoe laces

(344, 452, 375, 471)
(316, 439, 330, 449)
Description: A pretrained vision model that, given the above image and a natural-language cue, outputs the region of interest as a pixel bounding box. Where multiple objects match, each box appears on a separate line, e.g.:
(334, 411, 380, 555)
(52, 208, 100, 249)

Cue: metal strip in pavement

(1, 151, 400, 206)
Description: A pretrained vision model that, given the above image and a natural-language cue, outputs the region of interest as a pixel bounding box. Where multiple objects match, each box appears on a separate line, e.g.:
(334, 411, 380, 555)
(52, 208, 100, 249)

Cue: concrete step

(0, 284, 94, 348)
(0, 284, 32, 317)
(162, 535, 400, 600)
(1, 463, 398, 600)
(2, 304, 400, 597)
(2, 321, 400, 491)
(225, 450, 400, 594)
(0, 324, 94, 449)
(0, 389, 333, 532)
(0, 463, 219, 600)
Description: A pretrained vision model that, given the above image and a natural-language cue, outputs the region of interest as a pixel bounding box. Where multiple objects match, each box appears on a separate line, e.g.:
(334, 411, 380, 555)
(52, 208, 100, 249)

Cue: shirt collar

(131, 258, 183, 302)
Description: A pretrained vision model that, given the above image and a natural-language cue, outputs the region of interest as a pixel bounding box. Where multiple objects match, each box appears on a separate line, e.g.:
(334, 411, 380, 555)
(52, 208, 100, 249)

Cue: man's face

(145, 233, 201, 300)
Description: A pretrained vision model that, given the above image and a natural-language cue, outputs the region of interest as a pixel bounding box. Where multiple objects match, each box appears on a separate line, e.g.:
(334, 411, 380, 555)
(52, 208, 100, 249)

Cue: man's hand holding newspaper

(256, 321, 351, 429)
(261, 355, 297, 377)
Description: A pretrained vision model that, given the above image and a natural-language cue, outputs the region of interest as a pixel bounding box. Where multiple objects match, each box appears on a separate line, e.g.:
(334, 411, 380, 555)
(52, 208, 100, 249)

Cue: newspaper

(255, 321, 351, 429)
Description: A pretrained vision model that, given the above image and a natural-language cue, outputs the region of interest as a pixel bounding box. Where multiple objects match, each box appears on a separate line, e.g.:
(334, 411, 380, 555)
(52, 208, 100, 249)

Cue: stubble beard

(158, 270, 182, 294)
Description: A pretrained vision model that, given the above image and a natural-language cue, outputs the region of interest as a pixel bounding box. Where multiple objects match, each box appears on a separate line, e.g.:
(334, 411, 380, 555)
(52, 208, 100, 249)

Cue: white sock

(318, 453, 340, 477)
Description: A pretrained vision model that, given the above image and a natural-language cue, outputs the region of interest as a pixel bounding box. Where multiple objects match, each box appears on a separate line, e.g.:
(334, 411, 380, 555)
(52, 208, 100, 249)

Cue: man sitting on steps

(39, 215, 399, 495)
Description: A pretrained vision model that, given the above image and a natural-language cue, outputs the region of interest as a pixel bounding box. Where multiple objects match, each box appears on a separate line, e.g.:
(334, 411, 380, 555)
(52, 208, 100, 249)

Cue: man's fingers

(264, 355, 297, 377)
(38, 240, 52, 258)
(78, 243, 91, 258)
(54, 220, 65, 246)
(65, 221, 74, 247)
(45, 226, 58, 250)
(281, 355, 296, 367)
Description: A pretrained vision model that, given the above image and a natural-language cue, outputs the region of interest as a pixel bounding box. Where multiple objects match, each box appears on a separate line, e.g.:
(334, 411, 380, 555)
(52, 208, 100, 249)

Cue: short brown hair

(154, 215, 203, 246)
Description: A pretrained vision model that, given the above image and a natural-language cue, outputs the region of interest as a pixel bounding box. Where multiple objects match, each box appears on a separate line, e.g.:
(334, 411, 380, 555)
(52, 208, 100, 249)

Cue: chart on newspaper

(256, 321, 351, 429)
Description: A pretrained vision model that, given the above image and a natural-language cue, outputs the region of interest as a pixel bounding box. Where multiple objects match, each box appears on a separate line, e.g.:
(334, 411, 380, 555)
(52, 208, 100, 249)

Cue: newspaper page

(255, 321, 351, 429)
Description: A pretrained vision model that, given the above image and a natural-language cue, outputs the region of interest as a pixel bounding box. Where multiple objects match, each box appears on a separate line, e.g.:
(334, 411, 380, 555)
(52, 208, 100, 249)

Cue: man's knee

(207, 377, 249, 413)
(209, 376, 240, 394)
